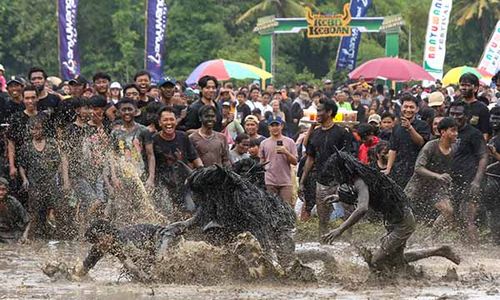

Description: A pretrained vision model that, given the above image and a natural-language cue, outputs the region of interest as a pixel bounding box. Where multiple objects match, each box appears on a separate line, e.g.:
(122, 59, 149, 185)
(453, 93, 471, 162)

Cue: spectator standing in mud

(459, 73, 490, 140)
(181, 76, 223, 132)
(0, 177, 30, 243)
(152, 106, 202, 213)
(259, 116, 297, 206)
(481, 106, 500, 245)
(385, 93, 430, 188)
(448, 100, 487, 244)
(61, 98, 95, 221)
(19, 115, 66, 239)
(404, 117, 457, 233)
(108, 99, 160, 226)
(299, 98, 351, 236)
(6, 86, 47, 181)
(189, 105, 230, 167)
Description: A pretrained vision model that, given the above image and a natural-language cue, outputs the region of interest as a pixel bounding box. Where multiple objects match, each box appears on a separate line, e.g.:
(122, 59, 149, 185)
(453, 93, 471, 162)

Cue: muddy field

(1, 222, 499, 299)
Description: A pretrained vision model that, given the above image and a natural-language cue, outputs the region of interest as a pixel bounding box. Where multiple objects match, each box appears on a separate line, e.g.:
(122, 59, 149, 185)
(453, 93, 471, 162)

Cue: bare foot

(437, 245, 461, 265)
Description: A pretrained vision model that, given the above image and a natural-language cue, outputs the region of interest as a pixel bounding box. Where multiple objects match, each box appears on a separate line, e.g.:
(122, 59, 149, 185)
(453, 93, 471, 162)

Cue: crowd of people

(0, 65, 499, 253)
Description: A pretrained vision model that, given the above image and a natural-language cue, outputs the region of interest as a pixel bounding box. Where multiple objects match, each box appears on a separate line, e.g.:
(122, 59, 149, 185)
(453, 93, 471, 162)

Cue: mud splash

(1, 226, 499, 299)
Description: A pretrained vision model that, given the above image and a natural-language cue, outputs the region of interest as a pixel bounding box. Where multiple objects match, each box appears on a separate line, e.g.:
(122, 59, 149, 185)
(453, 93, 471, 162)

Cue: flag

(335, 0, 372, 71)
(422, 0, 452, 80)
(477, 21, 500, 77)
(145, 0, 169, 83)
(57, 0, 80, 80)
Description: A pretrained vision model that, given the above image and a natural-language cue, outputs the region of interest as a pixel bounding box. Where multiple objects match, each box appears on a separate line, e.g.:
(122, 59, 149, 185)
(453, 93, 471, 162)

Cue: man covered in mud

(72, 219, 177, 282)
(319, 149, 461, 274)
(0, 177, 29, 243)
(483, 106, 500, 245)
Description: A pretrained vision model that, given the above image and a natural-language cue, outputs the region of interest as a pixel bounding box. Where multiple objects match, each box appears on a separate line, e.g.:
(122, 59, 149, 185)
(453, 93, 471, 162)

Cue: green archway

(254, 13, 404, 81)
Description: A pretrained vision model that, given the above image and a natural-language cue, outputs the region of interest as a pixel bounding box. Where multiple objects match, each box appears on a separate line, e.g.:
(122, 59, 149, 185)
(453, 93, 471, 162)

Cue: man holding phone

(259, 116, 297, 207)
(385, 93, 430, 188)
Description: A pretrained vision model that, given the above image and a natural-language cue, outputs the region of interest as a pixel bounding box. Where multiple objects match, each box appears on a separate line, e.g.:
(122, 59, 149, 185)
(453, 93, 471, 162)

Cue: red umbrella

(349, 57, 435, 82)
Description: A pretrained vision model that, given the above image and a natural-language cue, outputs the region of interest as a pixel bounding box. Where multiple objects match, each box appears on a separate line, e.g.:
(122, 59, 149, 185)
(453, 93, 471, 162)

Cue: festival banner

(422, 0, 452, 80)
(477, 21, 500, 76)
(305, 4, 352, 38)
(335, 0, 373, 71)
(57, 0, 80, 80)
(145, 0, 169, 83)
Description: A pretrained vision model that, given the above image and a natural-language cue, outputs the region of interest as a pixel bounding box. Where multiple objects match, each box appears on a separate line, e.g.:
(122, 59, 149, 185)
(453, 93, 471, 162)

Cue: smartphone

(276, 140, 283, 146)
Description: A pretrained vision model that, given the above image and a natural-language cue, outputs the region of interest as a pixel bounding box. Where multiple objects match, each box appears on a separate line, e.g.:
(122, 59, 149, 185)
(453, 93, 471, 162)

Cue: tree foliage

(0, 0, 496, 84)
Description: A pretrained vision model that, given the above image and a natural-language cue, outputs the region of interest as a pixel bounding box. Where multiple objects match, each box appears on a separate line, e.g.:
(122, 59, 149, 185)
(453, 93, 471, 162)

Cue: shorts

(380, 209, 416, 256)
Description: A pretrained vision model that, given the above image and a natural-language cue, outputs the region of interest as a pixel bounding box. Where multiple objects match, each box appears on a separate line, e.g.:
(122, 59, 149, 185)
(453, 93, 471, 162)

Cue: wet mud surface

(1, 237, 499, 299)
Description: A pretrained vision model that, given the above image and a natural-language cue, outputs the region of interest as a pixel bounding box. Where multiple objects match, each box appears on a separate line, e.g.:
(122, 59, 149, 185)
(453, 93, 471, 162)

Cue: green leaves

(0, 0, 496, 83)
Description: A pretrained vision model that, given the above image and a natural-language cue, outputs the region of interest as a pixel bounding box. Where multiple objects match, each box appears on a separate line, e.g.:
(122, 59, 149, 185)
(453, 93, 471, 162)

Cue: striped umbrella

(442, 66, 491, 86)
(186, 59, 272, 85)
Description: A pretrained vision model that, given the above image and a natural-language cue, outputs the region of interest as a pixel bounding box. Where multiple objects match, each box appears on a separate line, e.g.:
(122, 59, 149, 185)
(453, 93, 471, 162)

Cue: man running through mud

(71, 219, 180, 282)
(319, 149, 461, 274)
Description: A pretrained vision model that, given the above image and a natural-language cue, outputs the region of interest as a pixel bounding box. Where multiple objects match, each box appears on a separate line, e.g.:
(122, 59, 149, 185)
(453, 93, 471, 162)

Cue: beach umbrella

(442, 66, 491, 86)
(349, 57, 434, 82)
(186, 59, 272, 85)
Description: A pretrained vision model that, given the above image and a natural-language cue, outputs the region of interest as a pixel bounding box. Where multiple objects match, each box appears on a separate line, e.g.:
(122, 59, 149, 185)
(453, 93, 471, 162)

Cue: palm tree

(453, 0, 500, 41)
(236, 0, 316, 24)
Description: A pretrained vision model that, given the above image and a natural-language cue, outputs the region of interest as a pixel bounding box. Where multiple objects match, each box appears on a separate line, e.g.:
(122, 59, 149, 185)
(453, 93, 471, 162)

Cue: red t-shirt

(358, 136, 379, 164)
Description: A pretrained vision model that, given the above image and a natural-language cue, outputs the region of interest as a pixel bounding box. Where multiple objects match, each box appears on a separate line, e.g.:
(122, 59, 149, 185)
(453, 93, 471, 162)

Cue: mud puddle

(0, 241, 499, 299)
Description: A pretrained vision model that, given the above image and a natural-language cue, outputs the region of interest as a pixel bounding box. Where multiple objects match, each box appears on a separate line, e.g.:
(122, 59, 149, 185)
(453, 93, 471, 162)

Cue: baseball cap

(268, 115, 283, 125)
(159, 76, 177, 87)
(367, 114, 381, 125)
(222, 101, 231, 107)
(0, 64, 4, 72)
(323, 79, 332, 84)
(68, 75, 88, 86)
(7, 76, 25, 86)
(244, 115, 259, 125)
(110, 82, 122, 89)
(428, 91, 445, 107)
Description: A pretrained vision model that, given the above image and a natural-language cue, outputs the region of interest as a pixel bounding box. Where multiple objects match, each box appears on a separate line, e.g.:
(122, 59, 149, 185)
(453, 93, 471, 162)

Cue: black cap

(7, 76, 25, 86)
(68, 75, 89, 86)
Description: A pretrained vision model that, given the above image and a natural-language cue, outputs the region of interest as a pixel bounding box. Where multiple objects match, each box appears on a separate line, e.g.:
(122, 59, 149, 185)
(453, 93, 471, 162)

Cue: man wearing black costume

(319, 149, 461, 273)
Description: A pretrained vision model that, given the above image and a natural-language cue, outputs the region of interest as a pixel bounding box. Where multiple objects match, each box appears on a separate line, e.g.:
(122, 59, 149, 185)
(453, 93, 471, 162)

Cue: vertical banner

(422, 0, 452, 80)
(57, 0, 80, 80)
(145, 0, 168, 83)
(477, 21, 500, 76)
(335, 0, 372, 71)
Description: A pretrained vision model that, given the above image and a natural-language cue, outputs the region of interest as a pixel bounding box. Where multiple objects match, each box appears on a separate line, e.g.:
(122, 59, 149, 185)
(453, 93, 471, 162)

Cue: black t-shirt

(351, 103, 366, 123)
(389, 118, 430, 176)
(37, 93, 60, 112)
(466, 100, 490, 135)
(257, 120, 270, 138)
(6, 111, 48, 148)
(236, 103, 251, 123)
(62, 123, 90, 177)
(0, 96, 24, 125)
(452, 124, 486, 183)
(152, 130, 198, 183)
(180, 100, 223, 132)
(306, 125, 352, 183)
